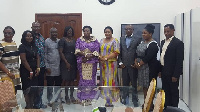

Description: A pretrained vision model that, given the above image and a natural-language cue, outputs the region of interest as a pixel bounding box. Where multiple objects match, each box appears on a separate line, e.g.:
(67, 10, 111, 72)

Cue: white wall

(189, 7, 200, 112)
(1, 0, 200, 46)
(0, 0, 200, 111)
(174, 13, 184, 102)
(183, 11, 191, 105)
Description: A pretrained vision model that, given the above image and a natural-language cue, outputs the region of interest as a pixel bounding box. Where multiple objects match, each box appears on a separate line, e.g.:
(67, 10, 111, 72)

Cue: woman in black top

(19, 30, 40, 109)
(58, 26, 77, 104)
(135, 24, 159, 107)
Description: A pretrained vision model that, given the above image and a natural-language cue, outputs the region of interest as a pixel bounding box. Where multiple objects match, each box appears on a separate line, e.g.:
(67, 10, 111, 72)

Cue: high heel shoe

(65, 96, 70, 105)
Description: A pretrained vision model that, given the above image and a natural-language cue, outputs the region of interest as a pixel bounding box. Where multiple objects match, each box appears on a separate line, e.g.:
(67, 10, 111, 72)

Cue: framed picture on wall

(121, 23, 160, 45)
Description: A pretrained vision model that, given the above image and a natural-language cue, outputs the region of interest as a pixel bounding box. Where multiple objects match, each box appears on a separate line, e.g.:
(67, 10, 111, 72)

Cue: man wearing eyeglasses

(118, 25, 142, 107)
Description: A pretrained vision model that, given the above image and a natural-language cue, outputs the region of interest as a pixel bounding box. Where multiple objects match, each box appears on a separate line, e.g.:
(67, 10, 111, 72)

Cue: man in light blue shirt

(118, 25, 142, 106)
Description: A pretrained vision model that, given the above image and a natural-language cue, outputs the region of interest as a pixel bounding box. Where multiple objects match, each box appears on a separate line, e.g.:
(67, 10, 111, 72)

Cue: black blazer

(160, 37, 184, 78)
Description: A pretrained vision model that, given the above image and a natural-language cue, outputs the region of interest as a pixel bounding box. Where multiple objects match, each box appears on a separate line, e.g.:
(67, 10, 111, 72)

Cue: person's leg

(54, 75, 62, 93)
(162, 76, 171, 107)
(170, 78, 179, 107)
(29, 93, 35, 109)
(23, 88, 31, 109)
(34, 67, 46, 108)
(65, 81, 70, 104)
(143, 87, 148, 102)
(130, 68, 139, 106)
(70, 81, 76, 103)
(54, 75, 62, 102)
(38, 67, 45, 86)
(121, 67, 130, 104)
(104, 88, 114, 107)
(46, 76, 54, 103)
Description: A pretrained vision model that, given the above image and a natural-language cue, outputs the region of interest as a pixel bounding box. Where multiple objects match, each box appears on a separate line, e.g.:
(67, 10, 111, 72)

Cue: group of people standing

(0, 22, 184, 109)
(118, 24, 184, 109)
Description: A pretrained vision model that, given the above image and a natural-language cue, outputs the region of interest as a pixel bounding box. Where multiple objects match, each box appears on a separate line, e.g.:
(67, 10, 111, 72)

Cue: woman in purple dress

(75, 26, 100, 104)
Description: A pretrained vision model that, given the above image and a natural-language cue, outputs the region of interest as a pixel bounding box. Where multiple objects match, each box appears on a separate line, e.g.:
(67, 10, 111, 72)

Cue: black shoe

(33, 106, 40, 109)
(65, 96, 70, 105)
(40, 104, 47, 108)
(48, 103, 53, 107)
(105, 103, 114, 107)
(121, 99, 126, 105)
(150, 104, 154, 111)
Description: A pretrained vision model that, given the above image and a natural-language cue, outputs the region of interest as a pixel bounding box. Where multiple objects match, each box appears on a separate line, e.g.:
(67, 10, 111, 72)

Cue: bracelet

(6, 71, 11, 75)
(30, 72, 33, 76)
(105, 57, 108, 61)
(85, 53, 88, 57)
(92, 51, 99, 57)
(37, 68, 40, 71)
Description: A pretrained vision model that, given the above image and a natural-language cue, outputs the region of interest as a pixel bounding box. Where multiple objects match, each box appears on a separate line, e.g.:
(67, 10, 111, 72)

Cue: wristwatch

(119, 62, 123, 65)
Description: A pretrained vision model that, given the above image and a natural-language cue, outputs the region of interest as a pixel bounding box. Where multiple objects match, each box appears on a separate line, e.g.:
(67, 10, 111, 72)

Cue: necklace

(65, 37, 73, 42)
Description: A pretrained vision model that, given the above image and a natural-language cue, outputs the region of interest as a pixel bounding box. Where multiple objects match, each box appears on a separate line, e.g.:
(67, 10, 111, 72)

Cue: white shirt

(160, 36, 174, 66)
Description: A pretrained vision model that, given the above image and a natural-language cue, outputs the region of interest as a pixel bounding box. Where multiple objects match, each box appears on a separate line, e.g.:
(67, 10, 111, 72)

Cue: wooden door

(35, 13, 82, 86)
(35, 13, 82, 39)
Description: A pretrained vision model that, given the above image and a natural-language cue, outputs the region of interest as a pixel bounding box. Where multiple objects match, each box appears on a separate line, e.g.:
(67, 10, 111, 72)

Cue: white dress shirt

(160, 36, 174, 66)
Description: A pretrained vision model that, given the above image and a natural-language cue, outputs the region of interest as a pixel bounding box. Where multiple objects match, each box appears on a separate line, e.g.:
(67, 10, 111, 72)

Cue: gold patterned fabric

(132, 78, 156, 112)
(82, 63, 93, 80)
(143, 78, 156, 112)
(153, 90, 165, 112)
(0, 80, 17, 112)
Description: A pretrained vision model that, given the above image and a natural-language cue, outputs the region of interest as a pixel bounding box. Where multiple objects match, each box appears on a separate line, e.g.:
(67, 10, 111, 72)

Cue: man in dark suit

(118, 25, 142, 106)
(159, 24, 184, 107)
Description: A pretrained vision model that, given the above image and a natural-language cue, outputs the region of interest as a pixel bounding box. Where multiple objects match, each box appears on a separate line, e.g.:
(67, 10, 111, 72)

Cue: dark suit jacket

(160, 37, 184, 78)
(118, 35, 142, 66)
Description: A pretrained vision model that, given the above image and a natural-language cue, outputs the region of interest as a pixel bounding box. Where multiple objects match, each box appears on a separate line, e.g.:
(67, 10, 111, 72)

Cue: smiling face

(125, 25, 133, 36)
(3, 28, 14, 42)
(67, 28, 73, 37)
(25, 32, 33, 43)
(142, 29, 152, 40)
(164, 26, 175, 39)
(31, 22, 41, 34)
(50, 28, 58, 39)
(83, 28, 91, 37)
(104, 28, 112, 39)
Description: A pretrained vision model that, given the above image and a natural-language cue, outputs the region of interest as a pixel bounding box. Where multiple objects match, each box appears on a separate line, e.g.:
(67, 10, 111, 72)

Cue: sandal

(105, 103, 114, 107)
(60, 104, 64, 112)
(81, 99, 92, 106)
(70, 96, 79, 104)
(65, 96, 70, 105)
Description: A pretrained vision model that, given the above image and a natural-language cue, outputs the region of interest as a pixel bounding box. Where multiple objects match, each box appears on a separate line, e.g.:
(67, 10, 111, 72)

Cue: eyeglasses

(125, 28, 133, 31)
(32, 26, 41, 29)
(3, 32, 13, 35)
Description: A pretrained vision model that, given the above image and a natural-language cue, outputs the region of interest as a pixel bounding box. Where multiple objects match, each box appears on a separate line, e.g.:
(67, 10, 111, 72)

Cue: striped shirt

(0, 41, 20, 85)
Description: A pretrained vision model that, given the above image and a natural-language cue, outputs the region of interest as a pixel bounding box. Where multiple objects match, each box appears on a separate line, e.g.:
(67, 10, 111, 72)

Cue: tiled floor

(15, 88, 191, 112)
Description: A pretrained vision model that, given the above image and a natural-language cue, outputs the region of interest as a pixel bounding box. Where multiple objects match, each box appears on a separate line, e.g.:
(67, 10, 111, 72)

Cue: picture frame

(121, 23, 160, 45)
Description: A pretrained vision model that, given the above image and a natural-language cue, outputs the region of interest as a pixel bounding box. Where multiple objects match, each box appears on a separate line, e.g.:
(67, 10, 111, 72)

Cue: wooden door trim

(35, 13, 82, 20)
